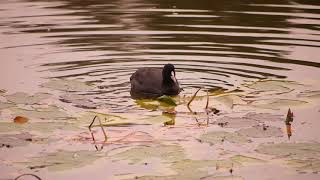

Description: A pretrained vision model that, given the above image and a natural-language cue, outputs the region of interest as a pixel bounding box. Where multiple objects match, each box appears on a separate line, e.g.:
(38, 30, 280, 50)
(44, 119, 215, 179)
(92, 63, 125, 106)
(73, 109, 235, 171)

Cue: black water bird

(130, 64, 181, 99)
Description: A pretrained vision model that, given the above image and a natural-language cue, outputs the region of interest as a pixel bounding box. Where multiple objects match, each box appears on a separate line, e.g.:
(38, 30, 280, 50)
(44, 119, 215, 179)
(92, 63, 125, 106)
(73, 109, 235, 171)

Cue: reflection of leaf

(42, 79, 94, 92)
(157, 95, 177, 106)
(199, 131, 250, 144)
(6, 92, 51, 104)
(19, 150, 102, 171)
(237, 126, 283, 138)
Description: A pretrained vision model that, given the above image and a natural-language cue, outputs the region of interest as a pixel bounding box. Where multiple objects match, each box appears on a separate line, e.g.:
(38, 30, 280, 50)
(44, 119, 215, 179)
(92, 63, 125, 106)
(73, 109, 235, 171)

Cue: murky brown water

(1, 0, 320, 179)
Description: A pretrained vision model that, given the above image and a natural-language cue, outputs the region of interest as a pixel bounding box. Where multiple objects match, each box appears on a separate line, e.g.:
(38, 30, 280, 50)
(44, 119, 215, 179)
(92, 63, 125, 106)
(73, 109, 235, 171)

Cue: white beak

(171, 71, 177, 83)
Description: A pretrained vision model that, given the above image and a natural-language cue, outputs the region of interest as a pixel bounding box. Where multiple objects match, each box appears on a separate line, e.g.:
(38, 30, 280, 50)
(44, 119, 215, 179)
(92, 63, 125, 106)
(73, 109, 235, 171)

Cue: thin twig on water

(187, 87, 201, 107)
(88, 115, 108, 151)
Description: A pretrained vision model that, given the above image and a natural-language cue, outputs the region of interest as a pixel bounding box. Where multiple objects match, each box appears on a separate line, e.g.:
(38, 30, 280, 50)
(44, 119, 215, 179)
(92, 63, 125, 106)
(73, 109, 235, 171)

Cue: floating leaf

(243, 80, 300, 92)
(11, 106, 70, 120)
(0, 101, 14, 109)
(287, 159, 320, 173)
(250, 99, 307, 110)
(199, 131, 250, 144)
(60, 94, 98, 109)
(256, 143, 320, 159)
(6, 92, 51, 104)
(13, 116, 29, 124)
(230, 155, 266, 165)
(0, 122, 79, 133)
(244, 112, 283, 122)
(0, 132, 33, 148)
(41, 79, 94, 92)
(111, 145, 185, 164)
(237, 125, 283, 138)
(19, 150, 102, 171)
(215, 116, 259, 128)
(157, 95, 177, 106)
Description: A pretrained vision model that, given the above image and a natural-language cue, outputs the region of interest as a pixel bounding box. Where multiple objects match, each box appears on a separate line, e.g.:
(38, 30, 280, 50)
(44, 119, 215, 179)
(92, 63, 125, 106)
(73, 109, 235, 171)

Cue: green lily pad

(111, 145, 185, 164)
(19, 150, 102, 171)
(237, 125, 283, 138)
(136, 99, 161, 111)
(157, 95, 177, 106)
(199, 131, 250, 144)
(6, 92, 51, 105)
(256, 143, 320, 159)
(11, 106, 70, 120)
(41, 79, 94, 92)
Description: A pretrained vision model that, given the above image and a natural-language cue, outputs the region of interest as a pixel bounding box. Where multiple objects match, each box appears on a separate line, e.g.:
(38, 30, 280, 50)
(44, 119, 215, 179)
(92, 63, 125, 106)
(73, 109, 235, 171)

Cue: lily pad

(214, 94, 246, 109)
(244, 112, 283, 122)
(60, 94, 99, 109)
(157, 95, 177, 106)
(230, 155, 266, 165)
(215, 116, 259, 128)
(199, 131, 250, 144)
(256, 143, 320, 159)
(0, 122, 79, 133)
(287, 159, 320, 173)
(0, 132, 33, 148)
(0, 101, 15, 109)
(19, 150, 102, 171)
(11, 106, 70, 120)
(41, 79, 94, 92)
(111, 145, 185, 164)
(237, 125, 283, 138)
(6, 92, 51, 105)
(243, 80, 300, 92)
(250, 99, 308, 110)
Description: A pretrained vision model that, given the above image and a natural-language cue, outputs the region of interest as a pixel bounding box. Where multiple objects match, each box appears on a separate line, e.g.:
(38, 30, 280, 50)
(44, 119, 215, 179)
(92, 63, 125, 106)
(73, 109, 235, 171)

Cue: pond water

(1, 0, 320, 179)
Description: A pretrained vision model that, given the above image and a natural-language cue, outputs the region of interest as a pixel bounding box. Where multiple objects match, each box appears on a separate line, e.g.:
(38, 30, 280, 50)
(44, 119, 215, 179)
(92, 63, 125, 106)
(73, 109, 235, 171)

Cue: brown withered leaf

(13, 116, 29, 124)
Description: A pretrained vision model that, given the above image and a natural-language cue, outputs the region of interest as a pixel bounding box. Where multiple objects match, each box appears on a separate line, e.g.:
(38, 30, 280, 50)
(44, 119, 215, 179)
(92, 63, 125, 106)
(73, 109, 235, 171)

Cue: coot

(130, 64, 180, 99)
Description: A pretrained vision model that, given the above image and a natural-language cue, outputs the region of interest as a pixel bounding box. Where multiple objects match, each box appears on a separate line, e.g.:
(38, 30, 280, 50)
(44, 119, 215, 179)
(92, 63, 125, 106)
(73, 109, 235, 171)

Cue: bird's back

(130, 67, 163, 98)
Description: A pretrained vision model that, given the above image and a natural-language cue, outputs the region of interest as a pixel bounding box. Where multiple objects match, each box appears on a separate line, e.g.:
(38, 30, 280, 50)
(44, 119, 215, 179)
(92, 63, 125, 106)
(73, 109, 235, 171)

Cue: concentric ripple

(1, 0, 320, 111)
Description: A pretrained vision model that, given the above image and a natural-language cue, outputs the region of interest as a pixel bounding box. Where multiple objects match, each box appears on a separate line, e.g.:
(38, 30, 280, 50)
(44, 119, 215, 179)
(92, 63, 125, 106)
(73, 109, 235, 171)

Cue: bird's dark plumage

(130, 64, 180, 99)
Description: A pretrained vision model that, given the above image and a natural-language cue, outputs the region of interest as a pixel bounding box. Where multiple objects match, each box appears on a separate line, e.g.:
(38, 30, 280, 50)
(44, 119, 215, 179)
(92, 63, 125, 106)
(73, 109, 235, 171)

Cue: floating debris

(13, 116, 29, 124)
(88, 116, 108, 151)
(285, 108, 294, 139)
